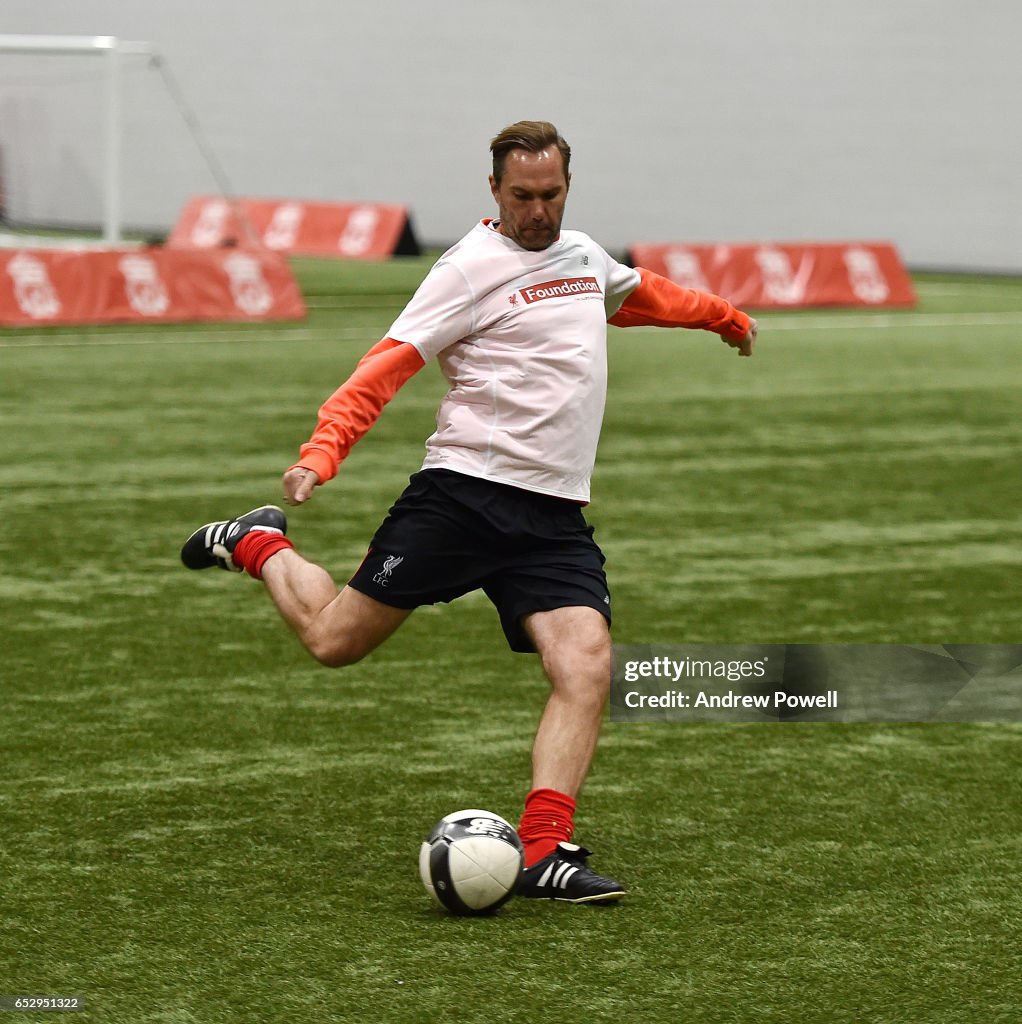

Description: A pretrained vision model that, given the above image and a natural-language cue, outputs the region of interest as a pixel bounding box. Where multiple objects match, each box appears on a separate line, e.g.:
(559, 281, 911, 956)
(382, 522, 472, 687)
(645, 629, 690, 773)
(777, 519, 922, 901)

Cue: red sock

(232, 531, 294, 580)
(518, 788, 577, 867)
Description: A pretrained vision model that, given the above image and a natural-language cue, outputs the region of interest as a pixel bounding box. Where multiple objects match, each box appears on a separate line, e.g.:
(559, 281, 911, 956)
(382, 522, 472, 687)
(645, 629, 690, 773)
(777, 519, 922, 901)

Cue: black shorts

(348, 469, 611, 653)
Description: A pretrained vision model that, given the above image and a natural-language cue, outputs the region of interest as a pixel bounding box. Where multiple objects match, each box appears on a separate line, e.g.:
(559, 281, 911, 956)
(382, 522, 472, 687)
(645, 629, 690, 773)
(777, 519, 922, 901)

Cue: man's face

(489, 145, 570, 252)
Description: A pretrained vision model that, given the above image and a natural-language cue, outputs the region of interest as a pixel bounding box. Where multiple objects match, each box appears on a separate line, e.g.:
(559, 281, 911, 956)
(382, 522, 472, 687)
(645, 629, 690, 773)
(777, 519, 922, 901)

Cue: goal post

(0, 34, 155, 244)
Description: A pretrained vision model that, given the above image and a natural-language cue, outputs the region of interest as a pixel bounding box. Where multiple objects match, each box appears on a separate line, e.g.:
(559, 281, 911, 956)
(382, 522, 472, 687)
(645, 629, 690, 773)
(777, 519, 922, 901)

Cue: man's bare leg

(523, 605, 612, 797)
(260, 548, 412, 667)
(515, 605, 624, 901)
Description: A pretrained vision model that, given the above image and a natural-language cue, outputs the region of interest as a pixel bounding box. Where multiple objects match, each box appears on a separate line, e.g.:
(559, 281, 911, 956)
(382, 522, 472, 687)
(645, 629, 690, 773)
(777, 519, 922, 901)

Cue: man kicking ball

(182, 119, 757, 903)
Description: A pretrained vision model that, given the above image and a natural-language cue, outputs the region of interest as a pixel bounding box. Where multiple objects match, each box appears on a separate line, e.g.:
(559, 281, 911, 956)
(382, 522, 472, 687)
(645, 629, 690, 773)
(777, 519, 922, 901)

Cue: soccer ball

(419, 809, 525, 915)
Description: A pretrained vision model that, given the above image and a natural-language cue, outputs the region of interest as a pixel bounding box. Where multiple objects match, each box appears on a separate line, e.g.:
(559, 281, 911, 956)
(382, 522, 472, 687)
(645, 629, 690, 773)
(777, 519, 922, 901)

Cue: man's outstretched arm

(283, 337, 425, 505)
(609, 268, 758, 356)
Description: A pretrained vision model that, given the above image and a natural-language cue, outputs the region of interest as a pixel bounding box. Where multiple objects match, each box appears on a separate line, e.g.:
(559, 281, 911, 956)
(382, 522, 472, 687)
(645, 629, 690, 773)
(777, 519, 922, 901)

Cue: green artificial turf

(1, 260, 1020, 1023)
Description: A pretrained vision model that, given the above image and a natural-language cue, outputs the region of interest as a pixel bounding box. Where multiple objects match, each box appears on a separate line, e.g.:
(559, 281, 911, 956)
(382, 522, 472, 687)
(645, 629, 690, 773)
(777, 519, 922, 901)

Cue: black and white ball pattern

(419, 809, 525, 914)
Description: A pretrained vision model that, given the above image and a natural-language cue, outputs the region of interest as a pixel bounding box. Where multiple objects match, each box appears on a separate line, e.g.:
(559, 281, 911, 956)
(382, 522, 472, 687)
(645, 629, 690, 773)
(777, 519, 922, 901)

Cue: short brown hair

(490, 120, 571, 185)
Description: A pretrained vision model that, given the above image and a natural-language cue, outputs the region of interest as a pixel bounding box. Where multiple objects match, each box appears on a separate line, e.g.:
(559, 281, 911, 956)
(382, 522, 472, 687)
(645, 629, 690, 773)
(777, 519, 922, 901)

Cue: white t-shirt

(387, 220, 641, 502)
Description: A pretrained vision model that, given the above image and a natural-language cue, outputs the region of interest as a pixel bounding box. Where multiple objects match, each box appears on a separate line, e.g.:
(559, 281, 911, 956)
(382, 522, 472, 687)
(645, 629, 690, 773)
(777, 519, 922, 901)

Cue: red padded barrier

(169, 196, 419, 259)
(627, 241, 916, 308)
(0, 246, 306, 326)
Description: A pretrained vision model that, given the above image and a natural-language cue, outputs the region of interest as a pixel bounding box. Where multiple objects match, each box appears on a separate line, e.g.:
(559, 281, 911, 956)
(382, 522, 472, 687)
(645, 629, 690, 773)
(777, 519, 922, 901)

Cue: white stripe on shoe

(553, 863, 579, 888)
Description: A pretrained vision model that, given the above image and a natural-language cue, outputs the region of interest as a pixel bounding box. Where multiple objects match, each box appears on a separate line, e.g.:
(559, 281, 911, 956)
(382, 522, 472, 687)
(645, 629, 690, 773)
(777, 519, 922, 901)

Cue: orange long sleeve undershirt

(294, 269, 751, 483)
(609, 267, 751, 340)
(293, 336, 425, 483)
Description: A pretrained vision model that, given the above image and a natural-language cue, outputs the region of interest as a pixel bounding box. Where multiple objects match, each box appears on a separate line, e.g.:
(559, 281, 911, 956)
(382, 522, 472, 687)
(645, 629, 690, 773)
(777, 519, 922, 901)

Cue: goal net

(0, 35, 227, 247)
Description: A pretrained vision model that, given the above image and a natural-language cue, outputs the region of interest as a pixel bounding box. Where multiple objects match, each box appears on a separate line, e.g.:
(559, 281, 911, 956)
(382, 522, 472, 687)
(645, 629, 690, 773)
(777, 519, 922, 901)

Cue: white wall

(2, 1, 1019, 271)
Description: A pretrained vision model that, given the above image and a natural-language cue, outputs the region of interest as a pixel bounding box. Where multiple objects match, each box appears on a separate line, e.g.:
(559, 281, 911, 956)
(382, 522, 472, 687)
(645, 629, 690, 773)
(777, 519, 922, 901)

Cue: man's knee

(304, 588, 412, 668)
(551, 643, 612, 698)
(307, 632, 370, 668)
(531, 610, 613, 699)
(552, 628, 610, 671)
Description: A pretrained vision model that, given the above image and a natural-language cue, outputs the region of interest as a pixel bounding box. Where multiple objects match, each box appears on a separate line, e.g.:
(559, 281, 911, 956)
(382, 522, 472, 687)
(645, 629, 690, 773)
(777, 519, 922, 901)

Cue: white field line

(1, 311, 1021, 350)
(758, 311, 1022, 331)
(303, 296, 409, 308)
(0, 326, 328, 349)
(913, 282, 1022, 296)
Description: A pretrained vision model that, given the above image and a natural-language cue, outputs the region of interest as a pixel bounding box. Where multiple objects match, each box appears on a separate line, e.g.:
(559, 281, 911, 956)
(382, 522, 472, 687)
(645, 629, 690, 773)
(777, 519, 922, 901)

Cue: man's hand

(283, 466, 320, 506)
(725, 318, 758, 357)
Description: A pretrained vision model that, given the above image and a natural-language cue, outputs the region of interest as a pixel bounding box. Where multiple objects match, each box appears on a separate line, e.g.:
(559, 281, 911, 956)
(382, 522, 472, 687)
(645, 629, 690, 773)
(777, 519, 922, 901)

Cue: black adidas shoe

(180, 505, 287, 572)
(518, 842, 626, 904)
